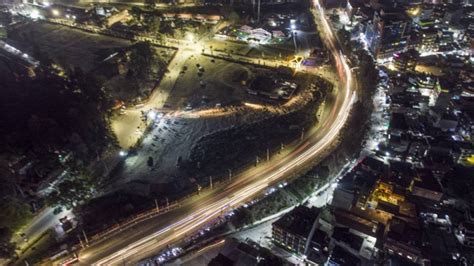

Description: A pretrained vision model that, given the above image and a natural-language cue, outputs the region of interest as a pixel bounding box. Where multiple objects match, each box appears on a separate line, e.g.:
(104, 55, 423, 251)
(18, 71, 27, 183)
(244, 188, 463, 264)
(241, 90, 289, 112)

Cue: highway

(75, 1, 356, 264)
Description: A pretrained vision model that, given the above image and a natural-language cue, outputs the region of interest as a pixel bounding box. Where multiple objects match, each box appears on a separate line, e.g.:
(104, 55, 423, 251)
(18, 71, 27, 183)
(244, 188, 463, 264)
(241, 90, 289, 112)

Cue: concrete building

(365, 8, 411, 59)
(384, 217, 423, 263)
(272, 206, 329, 263)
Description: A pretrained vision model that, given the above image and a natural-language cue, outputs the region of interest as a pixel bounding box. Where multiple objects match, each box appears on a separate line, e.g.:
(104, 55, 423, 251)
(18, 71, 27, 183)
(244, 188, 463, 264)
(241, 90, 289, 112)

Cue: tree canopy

(0, 228, 15, 259)
(45, 173, 94, 213)
(0, 197, 33, 232)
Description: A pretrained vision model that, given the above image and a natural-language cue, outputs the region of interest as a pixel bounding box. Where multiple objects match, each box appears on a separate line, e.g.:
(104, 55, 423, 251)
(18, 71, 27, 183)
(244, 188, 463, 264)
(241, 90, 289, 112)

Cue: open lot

(7, 22, 175, 101)
(164, 54, 299, 109)
(107, 67, 321, 197)
(7, 21, 131, 72)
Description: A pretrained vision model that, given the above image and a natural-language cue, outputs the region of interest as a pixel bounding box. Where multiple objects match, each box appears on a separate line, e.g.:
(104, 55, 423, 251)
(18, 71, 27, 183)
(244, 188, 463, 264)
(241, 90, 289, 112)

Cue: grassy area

(7, 21, 131, 72)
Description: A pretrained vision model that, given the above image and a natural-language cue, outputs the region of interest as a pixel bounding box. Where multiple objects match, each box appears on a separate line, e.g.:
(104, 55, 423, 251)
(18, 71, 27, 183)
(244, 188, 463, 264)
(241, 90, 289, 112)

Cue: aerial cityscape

(0, 0, 473, 265)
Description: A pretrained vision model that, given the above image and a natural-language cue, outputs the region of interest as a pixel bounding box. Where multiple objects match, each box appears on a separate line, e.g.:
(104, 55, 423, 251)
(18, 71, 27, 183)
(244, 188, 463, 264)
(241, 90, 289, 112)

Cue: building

(331, 164, 378, 210)
(410, 169, 443, 202)
(272, 206, 329, 262)
(393, 49, 419, 72)
(417, 27, 438, 52)
(328, 245, 361, 266)
(365, 8, 412, 59)
(384, 217, 423, 263)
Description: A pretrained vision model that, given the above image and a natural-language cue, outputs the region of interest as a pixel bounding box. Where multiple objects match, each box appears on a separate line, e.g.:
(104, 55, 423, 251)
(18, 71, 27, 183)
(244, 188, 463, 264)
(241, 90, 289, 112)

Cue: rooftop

(386, 217, 422, 249)
(413, 169, 443, 193)
(333, 208, 379, 237)
(273, 205, 320, 239)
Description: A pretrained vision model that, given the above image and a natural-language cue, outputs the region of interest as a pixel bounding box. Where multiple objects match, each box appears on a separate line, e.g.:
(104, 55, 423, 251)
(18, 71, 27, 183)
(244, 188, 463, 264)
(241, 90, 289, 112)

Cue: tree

(146, 15, 161, 34)
(0, 197, 33, 232)
(145, 0, 155, 9)
(147, 156, 154, 167)
(46, 174, 94, 211)
(228, 11, 240, 24)
(128, 41, 155, 79)
(0, 228, 15, 259)
(130, 7, 142, 22)
(337, 28, 352, 51)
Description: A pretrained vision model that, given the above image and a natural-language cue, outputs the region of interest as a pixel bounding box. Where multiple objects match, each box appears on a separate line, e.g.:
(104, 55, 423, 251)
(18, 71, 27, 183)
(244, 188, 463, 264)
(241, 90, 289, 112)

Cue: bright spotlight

(119, 150, 128, 157)
(30, 10, 40, 19)
(52, 9, 60, 16)
(147, 110, 157, 120)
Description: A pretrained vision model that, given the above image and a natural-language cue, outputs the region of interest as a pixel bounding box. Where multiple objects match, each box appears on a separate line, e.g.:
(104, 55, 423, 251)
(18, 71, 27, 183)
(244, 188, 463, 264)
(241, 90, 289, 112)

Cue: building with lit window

(272, 206, 329, 263)
(393, 49, 419, 72)
(365, 8, 412, 59)
(384, 217, 424, 263)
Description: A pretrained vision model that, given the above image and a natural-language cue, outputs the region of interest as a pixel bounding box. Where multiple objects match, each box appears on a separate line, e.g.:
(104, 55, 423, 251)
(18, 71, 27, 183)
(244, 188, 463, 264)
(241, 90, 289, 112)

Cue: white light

(43, 1, 50, 6)
(186, 33, 194, 42)
(331, 183, 338, 188)
(30, 10, 40, 19)
(291, 24, 296, 30)
(52, 9, 60, 17)
(119, 150, 127, 157)
(148, 110, 157, 120)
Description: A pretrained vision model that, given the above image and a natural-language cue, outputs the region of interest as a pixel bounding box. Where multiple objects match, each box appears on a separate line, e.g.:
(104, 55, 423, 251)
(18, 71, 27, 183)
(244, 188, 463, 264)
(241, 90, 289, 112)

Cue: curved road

(76, 1, 356, 264)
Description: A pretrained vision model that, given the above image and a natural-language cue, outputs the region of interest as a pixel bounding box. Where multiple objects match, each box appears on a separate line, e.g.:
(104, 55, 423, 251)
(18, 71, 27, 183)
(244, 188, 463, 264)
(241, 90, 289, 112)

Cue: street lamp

(119, 150, 128, 157)
(30, 10, 40, 19)
(147, 110, 157, 120)
(52, 9, 60, 17)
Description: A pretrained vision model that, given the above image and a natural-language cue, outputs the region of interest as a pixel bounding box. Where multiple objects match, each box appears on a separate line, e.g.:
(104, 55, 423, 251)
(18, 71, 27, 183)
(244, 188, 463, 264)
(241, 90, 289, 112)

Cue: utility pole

(301, 127, 305, 141)
(228, 169, 232, 181)
(210, 176, 213, 189)
(166, 197, 169, 211)
(155, 199, 160, 213)
(82, 230, 89, 245)
(267, 148, 270, 161)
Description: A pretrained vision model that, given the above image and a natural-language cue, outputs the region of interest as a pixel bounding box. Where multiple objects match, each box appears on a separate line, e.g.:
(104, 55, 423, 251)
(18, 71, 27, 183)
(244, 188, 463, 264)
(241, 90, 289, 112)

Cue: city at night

(0, 0, 473, 264)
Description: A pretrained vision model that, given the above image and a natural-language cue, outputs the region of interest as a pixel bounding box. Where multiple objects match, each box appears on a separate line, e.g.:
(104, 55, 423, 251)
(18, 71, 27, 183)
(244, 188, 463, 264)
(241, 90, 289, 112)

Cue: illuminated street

(70, 1, 357, 264)
(4, 0, 471, 264)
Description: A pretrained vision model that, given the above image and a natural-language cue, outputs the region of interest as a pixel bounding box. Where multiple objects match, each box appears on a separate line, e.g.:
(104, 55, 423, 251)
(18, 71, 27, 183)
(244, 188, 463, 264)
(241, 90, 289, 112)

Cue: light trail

(82, 1, 356, 264)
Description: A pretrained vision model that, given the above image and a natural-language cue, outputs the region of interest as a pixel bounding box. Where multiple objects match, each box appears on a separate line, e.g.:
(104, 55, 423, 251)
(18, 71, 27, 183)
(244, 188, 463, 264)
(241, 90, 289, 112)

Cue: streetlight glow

(147, 110, 157, 120)
(52, 9, 60, 17)
(30, 10, 40, 19)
